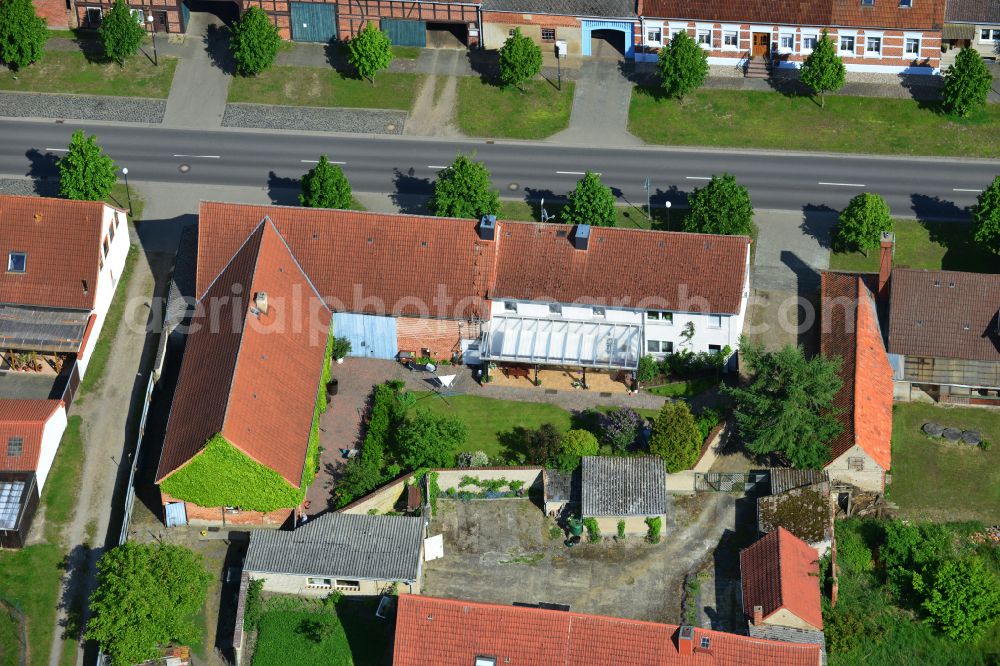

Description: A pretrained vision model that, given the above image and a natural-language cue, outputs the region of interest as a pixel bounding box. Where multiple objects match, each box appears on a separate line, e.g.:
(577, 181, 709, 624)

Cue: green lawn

(39, 416, 84, 544)
(392, 46, 421, 59)
(0, 606, 21, 666)
(828, 219, 1000, 274)
(456, 78, 574, 139)
(629, 87, 1000, 158)
(252, 598, 386, 666)
(888, 403, 1000, 523)
(0, 545, 64, 666)
(0, 51, 176, 98)
(228, 67, 423, 110)
(647, 376, 718, 398)
(106, 183, 146, 223)
(498, 200, 687, 231)
(408, 392, 573, 458)
(76, 245, 139, 401)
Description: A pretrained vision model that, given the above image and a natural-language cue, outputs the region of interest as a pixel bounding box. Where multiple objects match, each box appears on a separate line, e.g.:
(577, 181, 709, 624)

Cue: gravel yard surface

(223, 103, 406, 134)
(0, 92, 165, 122)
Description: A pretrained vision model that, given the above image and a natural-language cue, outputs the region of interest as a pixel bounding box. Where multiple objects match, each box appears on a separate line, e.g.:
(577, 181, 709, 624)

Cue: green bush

(617, 520, 626, 539)
(583, 518, 601, 542)
(637, 354, 659, 383)
(160, 434, 304, 511)
(244, 578, 265, 631)
(333, 382, 403, 507)
(836, 524, 875, 576)
(645, 516, 662, 544)
(694, 407, 722, 442)
(428, 472, 440, 516)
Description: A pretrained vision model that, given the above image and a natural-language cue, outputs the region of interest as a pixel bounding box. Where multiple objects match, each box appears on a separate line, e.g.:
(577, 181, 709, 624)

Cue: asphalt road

(1, 119, 997, 218)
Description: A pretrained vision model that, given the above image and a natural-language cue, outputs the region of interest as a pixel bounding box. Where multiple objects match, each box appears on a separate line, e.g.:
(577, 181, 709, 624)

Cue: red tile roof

(0, 195, 120, 311)
(393, 594, 822, 666)
(820, 272, 893, 471)
(740, 528, 824, 632)
(639, 0, 945, 30)
(887, 268, 1000, 363)
(197, 203, 751, 318)
(0, 399, 63, 473)
(156, 219, 331, 487)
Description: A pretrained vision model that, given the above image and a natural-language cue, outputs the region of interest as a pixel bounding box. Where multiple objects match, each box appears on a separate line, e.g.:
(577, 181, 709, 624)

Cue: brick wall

(160, 489, 296, 527)
(76, 0, 184, 34)
(34, 0, 68, 29)
(434, 466, 544, 492)
(396, 316, 463, 362)
(338, 473, 416, 515)
(639, 22, 940, 71)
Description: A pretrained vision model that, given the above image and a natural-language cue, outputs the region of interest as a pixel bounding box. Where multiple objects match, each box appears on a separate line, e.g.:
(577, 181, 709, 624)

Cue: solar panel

(0, 481, 25, 530)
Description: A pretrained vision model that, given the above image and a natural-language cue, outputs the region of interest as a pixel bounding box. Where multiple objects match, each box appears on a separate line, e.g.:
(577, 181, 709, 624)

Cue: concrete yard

(422, 495, 739, 624)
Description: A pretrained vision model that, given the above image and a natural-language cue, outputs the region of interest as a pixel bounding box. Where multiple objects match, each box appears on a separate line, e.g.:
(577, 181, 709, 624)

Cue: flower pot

(336, 357, 344, 364)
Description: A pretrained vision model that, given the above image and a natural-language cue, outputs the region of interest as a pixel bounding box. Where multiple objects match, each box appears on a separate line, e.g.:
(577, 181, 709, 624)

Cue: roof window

(7, 252, 26, 273)
(475, 658, 497, 666)
(861, 0, 874, 5)
(700, 636, 711, 649)
(7, 437, 23, 457)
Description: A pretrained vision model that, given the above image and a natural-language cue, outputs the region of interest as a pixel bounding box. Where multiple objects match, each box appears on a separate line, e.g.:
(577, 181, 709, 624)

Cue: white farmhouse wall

(591, 513, 664, 537)
(249, 572, 420, 597)
(34, 404, 68, 491)
(489, 300, 642, 325)
(824, 445, 884, 492)
(78, 206, 129, 376)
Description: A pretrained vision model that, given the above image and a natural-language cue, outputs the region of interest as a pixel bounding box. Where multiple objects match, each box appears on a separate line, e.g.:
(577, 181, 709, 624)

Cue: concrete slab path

(751, 208, 834, 293)
(162, 12, 233, 129)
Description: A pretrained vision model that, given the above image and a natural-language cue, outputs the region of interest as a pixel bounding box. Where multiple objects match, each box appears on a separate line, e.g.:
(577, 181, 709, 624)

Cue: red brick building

(637, 0, 945, 73)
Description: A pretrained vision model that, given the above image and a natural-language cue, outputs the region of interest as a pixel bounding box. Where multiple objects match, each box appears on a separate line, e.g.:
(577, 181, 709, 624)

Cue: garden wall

(693, 422, 729, 473)
(338, 474, 415, 516)
(435, 467, 543, 493)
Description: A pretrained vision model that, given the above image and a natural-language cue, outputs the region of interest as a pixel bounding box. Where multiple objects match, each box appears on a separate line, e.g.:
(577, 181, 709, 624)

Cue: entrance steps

(745, 57, 769, 79)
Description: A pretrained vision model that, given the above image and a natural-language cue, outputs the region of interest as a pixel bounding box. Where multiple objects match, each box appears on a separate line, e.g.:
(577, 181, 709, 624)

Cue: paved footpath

(161, 12, 233, 129)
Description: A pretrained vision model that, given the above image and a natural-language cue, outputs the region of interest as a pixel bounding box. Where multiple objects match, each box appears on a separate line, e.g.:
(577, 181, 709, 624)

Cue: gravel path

(223, 103, 406, 133)
(0, 92, 166, 122)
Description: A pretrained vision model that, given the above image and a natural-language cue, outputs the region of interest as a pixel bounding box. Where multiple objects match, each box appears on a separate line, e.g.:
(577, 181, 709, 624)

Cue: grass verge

(106, 183, 145, 223)
(76, 245, 139, 401)
(392, 46, 421, 59)
(0, 545, 64, 666)
(0, 52, 177, 98)
(888, 403, 1000, 522)
(828, 219, 1000, 274)
(456, 77, 574, 139)
(228, 67, 423, 110)
(499, 200, 688, 231)
(629, 87, 1000, 158)
(40, 416, 85, 544)
(647, 376, 718, 398)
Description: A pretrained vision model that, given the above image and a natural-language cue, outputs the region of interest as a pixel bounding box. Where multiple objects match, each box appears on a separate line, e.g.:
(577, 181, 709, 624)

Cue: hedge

(302, 330, 335, 489)
(160, 434, 304, 511)
(334, 382, 401, 507)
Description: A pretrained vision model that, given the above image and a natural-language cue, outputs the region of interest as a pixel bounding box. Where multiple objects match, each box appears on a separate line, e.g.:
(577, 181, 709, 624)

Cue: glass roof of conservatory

(481, 315, 641, 369)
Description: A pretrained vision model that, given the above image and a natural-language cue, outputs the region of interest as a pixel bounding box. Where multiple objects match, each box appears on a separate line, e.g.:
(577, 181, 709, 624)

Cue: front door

(752, 32, 770, 56)
(155, 10, 168, 32)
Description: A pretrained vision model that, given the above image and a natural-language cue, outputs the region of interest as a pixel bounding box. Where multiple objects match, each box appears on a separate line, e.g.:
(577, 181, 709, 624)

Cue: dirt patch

(403, 74, 462, 137)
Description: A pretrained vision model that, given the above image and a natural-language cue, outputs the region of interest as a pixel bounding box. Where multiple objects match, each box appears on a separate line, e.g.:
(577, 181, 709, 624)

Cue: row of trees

(656, 29, 992, 116)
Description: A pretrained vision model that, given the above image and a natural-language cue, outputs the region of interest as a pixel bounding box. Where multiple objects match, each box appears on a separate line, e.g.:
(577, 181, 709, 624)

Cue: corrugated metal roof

(581, 456, 666, 516)
(244, 512, 424, 581)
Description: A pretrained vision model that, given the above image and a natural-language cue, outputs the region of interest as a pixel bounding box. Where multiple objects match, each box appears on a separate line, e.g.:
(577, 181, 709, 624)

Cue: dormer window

(7, 437, 23, 457)
(7, 252, 26, 273)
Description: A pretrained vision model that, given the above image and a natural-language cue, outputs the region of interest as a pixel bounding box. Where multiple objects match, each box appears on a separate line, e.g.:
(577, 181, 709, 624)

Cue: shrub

(334, 382, 404, 507)
(583, 518, 601, 542)
(557, 429, 599, 471)
(244, 578, 265, 631)
(329, 336, 352, 359)
(457, 450, 490, 467)
(919, 557, 1000, 643)
(600, 408, 642, 453)
(396, 410, 466, 469)
(694, 407, 722, 443)
(428, 472, 440, 516)
(637, 354, 659, 383)
(617, 520, 626, 539)
(836, 523, 874, 576)
(497, 26, 542, 89)
(649, 402, 702, 473)
(645, 516, 662, 544)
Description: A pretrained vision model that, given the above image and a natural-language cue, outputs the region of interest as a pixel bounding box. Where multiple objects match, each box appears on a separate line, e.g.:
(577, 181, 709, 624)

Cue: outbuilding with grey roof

(581, 456, 667, 537)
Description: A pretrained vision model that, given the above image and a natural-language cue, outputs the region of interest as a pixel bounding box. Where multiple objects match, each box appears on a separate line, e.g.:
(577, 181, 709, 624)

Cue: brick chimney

(676, 625, 694, 655)
(878, 231, 894, 298)
(752, 605, 763, 625)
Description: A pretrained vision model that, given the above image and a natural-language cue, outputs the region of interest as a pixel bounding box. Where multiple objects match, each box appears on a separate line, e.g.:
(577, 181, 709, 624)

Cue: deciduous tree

(723, 342, 843, 469)
(0, 0, 47, 71)
(600, 408, 642, 453)
(657, 31, 708, 99)
(58, 130, 117, 201)
(941, 46, 993, 117)
(347, 21, 393, 85)
(230, 6, 280, 76)
(430, 153, 500, 218)
(99, 0, 146, 68)
(834, 192, 893, 256)
(919, 558, 1000, 643)
(396, 411, 466, 469)
(86, 542, 212, 666)
(683, 173, 754, 236)
(799, 30, 845, 108)
(561, 171, 616, 227)
(498, 27, 542, 90)
(556, 429, 599, 471)
(972, 175, 1000, 254)
(300, 155, 353, 209)
(649, 401, 702, 472)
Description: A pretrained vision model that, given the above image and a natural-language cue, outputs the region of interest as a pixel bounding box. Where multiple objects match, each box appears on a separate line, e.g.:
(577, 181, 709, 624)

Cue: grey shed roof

(945, 0, 1000, 23)
(244, 513, 424, 582)
(581, 456, 666, 516)
(481, 0, 636, 18)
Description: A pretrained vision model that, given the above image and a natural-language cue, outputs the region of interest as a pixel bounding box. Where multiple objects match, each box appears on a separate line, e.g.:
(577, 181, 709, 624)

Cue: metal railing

(736, 50, 751, 73)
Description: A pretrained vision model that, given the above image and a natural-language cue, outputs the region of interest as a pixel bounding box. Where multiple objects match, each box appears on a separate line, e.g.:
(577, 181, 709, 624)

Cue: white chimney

(255, 291, 268, 315)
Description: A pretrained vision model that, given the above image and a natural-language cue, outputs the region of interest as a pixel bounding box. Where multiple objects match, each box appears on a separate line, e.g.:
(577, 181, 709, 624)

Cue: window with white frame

(708, 314, 722, 328)
(981, 28, 1000, 41)
(723, 30, 739, 48)
(7, 437, 23, 457)
(475, 658, 497, 666)
(801, 32, 818, 51)
(865, 35, 882, 55)
(129, 8, 144, 24)
(905, 36, 920, 55)
(646, 26, 663, 45)
(548, 303, 562, 315)
(647, 340, 674, 354)
(541, 28, 556, 42)
(7, 252, 26, 273)
(839, 34, 856, 53)
(592, 306, 606, 317)
(335, 579, 361, 590)
(779, 32, 795, 52)
(898, 0, 911, 6)
(504, 301, 516, 312)
(307, 577, 333, 588)
(697, 28, 712, 47)
(647, 311, 673, 323)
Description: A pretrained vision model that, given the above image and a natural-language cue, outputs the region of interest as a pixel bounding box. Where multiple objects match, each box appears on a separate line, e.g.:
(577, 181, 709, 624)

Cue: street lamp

(665, 200, 672, 230)
(146, 14, 157, 66)
(121, 167, 133, 217)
